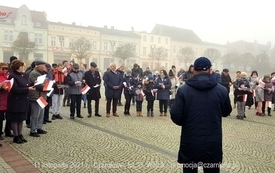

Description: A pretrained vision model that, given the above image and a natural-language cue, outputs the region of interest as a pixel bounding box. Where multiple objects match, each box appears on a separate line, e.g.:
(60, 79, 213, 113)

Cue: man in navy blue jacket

(170, 57, 232, 173)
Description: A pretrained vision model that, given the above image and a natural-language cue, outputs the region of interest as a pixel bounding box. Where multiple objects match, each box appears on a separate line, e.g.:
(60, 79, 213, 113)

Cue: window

(51, 37, 56, 47)
(158, 37, 161, 43)
(21, 15, 27, 24)
(34, 33, 43, 44)
(4, 30, 13, 42)
(60, 38, 65, 48)
(165, 38, 168, 44)
(143, 35, 146, 42)
(143, 47, 146, 55)
(6, 18, 11, 23)
(173, 46, 176, 54)
(103, 42, 108, 51)
(69, 38, 74, 48)
(151, 36, 154, 42)
(92, 41, 97, 50)
(35, 22, 41, 27)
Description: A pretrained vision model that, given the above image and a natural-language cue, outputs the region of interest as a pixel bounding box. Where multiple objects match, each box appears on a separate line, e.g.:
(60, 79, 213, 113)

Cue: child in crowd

(255, 81, 265, 116)
(234, 80, 251, 120)
(144, 74, 156, 117)
(135, 81, 144, 116)
(262, 74, 273, 116)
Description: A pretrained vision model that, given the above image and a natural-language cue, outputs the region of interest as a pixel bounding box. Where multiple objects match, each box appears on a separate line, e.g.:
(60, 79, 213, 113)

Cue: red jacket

(0, 71, 9, 110)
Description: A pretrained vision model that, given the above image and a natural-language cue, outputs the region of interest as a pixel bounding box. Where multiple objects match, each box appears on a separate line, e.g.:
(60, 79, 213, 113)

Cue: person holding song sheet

(7, 60, 35, 143)
(28, 60, 48, 137)
(52, 64, 66, 120)
(83, 62, 102, 118)
(66, 63, 84, 119)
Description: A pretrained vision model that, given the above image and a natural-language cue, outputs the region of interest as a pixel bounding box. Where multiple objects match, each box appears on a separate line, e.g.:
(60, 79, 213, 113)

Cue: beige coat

(170, 77, 178, 99)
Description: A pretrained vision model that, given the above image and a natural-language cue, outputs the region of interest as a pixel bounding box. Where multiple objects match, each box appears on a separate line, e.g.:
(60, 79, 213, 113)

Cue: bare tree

(148, 46, 167, 69)
(178, 47, 194, 69)
(71, 37, 92, 62)
(253, 52, 271, 73)
(204, 48, 221, 62)
(237, 52, 255, 70)
(222, 52, 239, 69)
(11, 33, 36, 62)
(113, 43, 136, 65)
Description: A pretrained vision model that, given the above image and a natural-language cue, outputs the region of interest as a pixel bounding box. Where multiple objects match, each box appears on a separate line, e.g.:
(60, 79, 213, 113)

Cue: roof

(204, 41, 226, 48)
(48, 21, 101, 31)
(0, 4, 47, 28)
(227, 40, 270, 52)
(151, 24, 204, 44)
(100, 27, 140, 38)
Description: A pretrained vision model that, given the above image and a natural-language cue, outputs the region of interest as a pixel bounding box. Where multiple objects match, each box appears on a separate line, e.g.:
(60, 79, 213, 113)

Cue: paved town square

(1, 94, 275, 173)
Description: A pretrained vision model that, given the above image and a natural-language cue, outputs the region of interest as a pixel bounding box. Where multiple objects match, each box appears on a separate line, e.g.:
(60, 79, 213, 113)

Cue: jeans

(124, 94, 133, 113)
(52, 94, 62, 114)
(30, 101, 45, 133)
(82, 94, 87, 104)
(70, 94, 82, 117)
(136, 101, 143, 111)
(44, 97, 52, 121)
(147, 100, 154, 112)
(159, 99, 168, 113)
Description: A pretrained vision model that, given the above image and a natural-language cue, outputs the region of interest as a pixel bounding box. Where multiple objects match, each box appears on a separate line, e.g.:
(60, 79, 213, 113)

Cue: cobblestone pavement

(1, 94, 275, 173)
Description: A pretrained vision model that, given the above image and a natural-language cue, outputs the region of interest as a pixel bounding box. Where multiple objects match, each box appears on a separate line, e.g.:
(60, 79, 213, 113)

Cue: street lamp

(110, 41, 116, 61)
(59, 36, 64, 59)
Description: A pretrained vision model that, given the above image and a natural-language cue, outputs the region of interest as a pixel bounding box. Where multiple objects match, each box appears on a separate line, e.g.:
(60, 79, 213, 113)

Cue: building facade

(137, 32, 170, 70)
(48, 22, 101, 65)
(0, 5, 48, 64)
(100, 26, 140, 70)
(151, 24, 206, 71)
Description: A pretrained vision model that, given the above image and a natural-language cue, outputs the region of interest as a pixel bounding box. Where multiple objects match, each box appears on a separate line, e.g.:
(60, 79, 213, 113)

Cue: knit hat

(148, 74, 154, 80)
(169, 70, 174, 76)
(126, 68, 132, 74)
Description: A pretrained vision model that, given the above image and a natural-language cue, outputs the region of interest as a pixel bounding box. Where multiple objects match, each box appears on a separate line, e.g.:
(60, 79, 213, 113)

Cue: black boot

(268, 108, 271, 116)
(13, 136, 23, 144)
(147, 111, 150, 117)
(19, 134, 27, 142)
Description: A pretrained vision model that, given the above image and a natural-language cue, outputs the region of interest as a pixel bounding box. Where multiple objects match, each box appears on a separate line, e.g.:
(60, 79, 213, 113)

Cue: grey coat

(66, 71, 84, 95)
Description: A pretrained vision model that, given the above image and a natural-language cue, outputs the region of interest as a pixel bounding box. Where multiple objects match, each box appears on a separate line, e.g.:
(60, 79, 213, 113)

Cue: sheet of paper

(34, 74, 47, 86)
(93, 84, 100, 88)
(47, 88, 54, 97)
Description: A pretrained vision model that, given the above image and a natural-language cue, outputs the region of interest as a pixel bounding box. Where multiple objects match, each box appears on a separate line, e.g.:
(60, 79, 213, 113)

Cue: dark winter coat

(155, 76, 171, 100)
(104, 70, 123, 99)
(84, 70, 101, 100)
(123, 75, 135, 95)
(263, 81, 273, 101)
(212, 72, 222, 84)
(132, 68, 143, 79)
(221, 74, 232, 93)
(7, 71, 32, 113)
(144, 81, 156, 101)
(170, 72, 232, 164)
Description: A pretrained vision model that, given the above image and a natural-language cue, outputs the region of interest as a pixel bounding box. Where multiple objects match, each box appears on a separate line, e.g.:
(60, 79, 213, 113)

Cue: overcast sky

(2, 0, 275, 47)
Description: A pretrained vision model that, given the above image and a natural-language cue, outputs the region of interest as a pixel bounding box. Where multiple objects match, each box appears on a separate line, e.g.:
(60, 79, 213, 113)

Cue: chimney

(111, 26, 114, 30)
(131, 26, 134, 31)
(104, 25, 107, 29)
(72, 22, 76, 25)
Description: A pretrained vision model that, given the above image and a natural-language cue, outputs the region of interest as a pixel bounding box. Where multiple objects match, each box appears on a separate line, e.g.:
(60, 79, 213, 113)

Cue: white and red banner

(1, 78, 14, 92)
(43, 80, 54, 91)
(81, 85, 90, 95)
(36, 96, 48, 109)
(123, 82, 127, 88)
(242, 94, 247, 102)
